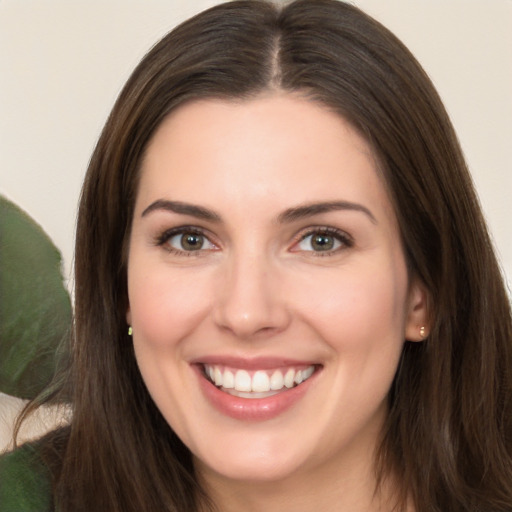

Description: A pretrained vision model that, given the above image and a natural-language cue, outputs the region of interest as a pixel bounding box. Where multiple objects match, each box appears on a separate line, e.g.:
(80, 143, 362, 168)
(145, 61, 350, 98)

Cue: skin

(126, 93, 428, 512)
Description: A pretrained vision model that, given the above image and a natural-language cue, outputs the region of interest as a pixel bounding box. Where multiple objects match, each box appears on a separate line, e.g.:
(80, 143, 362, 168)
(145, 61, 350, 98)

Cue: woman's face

(126, 94, 427, 485)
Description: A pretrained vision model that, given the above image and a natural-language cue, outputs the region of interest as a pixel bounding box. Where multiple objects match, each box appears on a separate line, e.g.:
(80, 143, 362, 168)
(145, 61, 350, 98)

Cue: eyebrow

(277, 201, 377, 224)
(141, 200, 222, 221)
(141, 199, 377, 224)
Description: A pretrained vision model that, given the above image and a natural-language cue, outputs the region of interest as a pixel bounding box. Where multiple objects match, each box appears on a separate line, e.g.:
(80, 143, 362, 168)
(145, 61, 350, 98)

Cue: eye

(158, 228, 217, 254)
(293, 228, 352, 254)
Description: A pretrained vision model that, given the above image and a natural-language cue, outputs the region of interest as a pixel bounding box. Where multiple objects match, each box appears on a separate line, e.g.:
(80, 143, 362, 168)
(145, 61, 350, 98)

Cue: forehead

(136, 94, 393, 222)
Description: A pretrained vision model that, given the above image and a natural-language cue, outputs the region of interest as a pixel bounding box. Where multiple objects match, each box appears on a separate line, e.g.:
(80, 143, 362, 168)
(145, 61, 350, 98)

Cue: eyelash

(155, 226, 215, 257)
(155, 225, 353, 257)
(292, 226, 354, 256)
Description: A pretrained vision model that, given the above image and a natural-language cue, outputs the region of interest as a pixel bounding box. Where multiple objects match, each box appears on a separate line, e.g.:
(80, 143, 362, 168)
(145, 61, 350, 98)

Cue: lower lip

(194, 365, 319, 421)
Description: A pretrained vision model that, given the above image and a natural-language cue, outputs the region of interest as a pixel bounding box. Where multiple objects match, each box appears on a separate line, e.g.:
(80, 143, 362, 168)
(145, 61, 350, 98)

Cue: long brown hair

(27, 1, 512, 510)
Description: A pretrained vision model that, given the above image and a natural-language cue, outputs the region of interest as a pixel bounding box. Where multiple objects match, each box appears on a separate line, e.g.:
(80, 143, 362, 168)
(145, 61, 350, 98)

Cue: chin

(192, 432, 312, 484)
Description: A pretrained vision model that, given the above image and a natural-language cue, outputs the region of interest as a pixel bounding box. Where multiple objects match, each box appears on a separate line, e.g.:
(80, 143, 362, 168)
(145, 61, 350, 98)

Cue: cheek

(296, 260, 408, 348)
(127, 262, 213, 350)
(296, 259, 409, 430)
(127, 262, 213, 432)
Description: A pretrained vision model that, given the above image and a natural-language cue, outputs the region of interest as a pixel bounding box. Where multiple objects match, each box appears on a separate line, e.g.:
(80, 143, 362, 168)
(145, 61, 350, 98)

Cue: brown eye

(298, 232, 341, 252)
(165, 230, 215, 252)
(294, 228, 352, 254)
(180, 233, 204, 250)
(310, 234, 335, 251)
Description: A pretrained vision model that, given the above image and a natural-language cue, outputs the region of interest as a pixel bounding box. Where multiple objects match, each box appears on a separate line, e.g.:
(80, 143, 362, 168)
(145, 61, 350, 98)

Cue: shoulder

(0, 441, 53, 512)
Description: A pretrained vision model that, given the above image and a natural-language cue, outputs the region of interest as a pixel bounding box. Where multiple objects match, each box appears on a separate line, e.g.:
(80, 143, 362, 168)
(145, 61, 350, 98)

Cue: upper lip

(190, 355, 320, 370)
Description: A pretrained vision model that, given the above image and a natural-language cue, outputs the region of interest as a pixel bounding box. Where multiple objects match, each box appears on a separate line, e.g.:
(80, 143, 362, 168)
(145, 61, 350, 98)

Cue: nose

(213, 252, 291, 339)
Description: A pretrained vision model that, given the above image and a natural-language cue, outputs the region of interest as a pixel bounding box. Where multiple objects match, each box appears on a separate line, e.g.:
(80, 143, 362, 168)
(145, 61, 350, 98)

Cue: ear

(404, 277, 430, 342)
(126, 306, 132, 327)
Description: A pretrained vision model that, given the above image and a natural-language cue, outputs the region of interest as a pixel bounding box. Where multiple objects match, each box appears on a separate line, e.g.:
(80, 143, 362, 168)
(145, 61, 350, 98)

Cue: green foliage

(0, 195, 71, 400)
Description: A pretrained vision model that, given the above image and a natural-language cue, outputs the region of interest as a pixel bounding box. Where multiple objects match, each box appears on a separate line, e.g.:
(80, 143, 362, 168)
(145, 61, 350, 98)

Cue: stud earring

(419, 326, 426, 338)
(128, 326, 133, 336)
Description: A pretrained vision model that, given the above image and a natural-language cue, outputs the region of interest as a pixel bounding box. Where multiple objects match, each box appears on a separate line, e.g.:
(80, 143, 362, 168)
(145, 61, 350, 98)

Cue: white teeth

(214, 367, 223, 386)
(284, 369, 295, 388)
(252, 371, 270, 392)
(270, 370, 284, 390)
(203, 364, 316, 394)
(234, 370, 252, 392)
(223, 370, 235, 389)
(302, 366, 314, 380)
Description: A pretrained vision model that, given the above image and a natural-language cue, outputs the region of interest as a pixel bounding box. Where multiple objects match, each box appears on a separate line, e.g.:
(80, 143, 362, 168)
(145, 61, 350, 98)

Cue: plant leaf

(0, 195, 71, 399)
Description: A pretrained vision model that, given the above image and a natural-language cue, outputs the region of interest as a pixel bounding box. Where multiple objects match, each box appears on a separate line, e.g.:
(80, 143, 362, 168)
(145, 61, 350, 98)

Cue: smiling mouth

(202, 364, 318, 399)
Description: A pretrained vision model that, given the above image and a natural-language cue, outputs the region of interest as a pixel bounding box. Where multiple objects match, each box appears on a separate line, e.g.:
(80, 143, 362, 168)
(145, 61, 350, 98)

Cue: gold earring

(419, 326, 426, 338)
(128, 326, 133, 336)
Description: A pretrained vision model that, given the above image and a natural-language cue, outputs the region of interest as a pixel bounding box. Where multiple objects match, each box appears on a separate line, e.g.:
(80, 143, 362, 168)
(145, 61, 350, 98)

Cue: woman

(5, 0, 512, 511)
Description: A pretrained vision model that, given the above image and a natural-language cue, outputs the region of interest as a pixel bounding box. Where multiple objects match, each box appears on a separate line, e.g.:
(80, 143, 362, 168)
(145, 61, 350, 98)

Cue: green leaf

(0, 195, 71, 399)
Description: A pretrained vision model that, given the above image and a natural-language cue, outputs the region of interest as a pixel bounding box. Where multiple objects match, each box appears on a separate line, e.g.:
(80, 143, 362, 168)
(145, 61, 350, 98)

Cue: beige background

(0, 0, 511, 449)
(1, 0, 511, 289)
